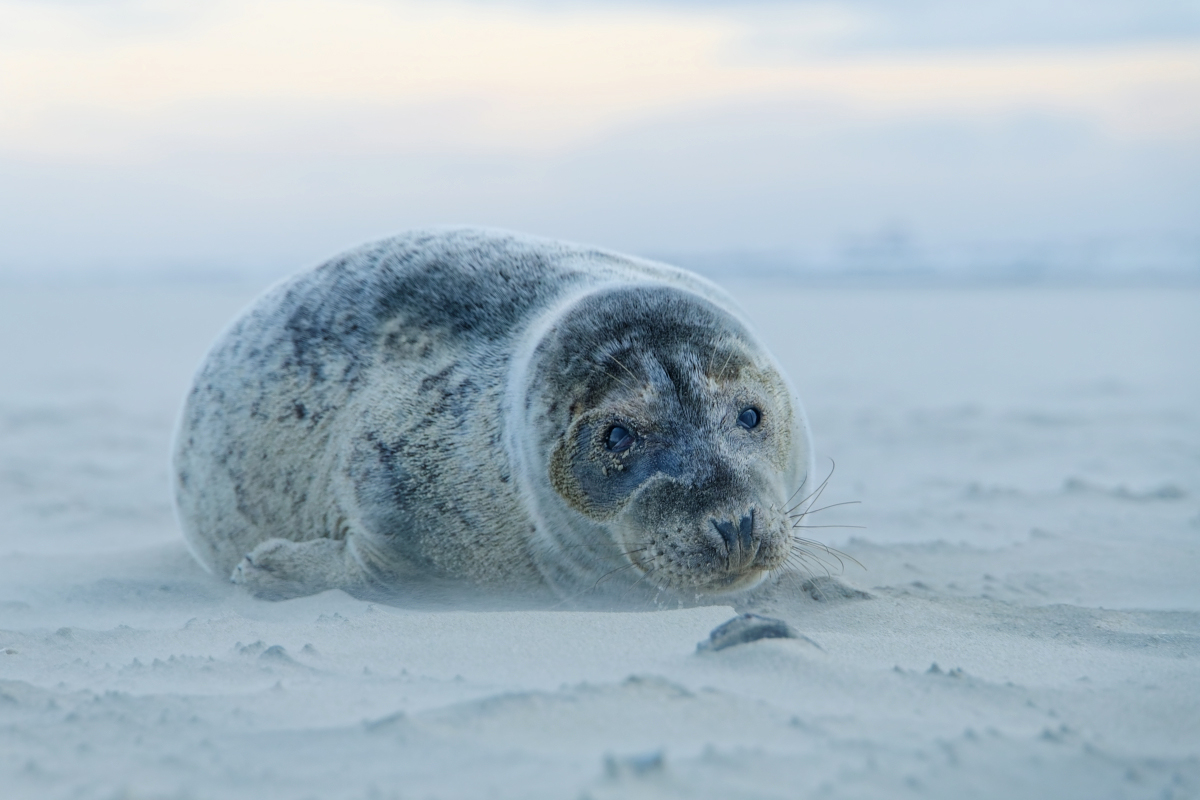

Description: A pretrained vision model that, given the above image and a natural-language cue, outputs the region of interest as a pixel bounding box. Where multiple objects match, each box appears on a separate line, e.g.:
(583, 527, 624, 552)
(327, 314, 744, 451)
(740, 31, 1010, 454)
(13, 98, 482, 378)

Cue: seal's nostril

(738, 510, 754, 550)
(713, 511, 755, 555)
(712, 519, 738, 553)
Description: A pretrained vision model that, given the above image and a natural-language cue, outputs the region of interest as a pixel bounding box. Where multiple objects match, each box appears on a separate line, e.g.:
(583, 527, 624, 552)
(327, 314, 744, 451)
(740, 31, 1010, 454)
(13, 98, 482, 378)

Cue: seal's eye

(737, 407, 760, 430)
(605, 425, 634, 452)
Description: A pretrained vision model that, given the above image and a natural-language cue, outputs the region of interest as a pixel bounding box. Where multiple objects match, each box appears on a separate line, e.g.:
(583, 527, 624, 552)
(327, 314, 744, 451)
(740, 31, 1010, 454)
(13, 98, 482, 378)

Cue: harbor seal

(172, 228, 815, 606)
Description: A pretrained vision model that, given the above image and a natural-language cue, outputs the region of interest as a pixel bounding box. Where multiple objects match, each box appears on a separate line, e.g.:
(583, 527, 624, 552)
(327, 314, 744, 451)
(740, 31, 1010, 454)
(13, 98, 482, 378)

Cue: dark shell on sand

(697, 613, 801, 652)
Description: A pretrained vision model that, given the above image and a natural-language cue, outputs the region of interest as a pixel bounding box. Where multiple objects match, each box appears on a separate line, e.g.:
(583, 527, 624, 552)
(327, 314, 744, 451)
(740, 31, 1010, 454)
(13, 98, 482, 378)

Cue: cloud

(499, 0, 1200, 50)
(3, 94, 1195, 276)
(0, 0, 1196, 276)
(2, 0, 1196, 162)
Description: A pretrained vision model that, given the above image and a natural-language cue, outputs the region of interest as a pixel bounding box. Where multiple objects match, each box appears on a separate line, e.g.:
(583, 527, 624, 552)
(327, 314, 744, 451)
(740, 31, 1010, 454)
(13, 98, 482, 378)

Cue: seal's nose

(712, 509, 755, 555)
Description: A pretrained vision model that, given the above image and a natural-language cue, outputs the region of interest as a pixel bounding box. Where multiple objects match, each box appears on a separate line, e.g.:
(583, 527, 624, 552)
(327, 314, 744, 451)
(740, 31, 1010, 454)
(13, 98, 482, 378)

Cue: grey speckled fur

(173, 228, 813, 605)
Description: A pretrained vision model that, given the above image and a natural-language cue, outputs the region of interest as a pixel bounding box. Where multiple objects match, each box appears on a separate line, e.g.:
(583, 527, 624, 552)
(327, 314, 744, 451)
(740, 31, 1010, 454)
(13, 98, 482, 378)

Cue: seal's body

(173, 228, 814, 605)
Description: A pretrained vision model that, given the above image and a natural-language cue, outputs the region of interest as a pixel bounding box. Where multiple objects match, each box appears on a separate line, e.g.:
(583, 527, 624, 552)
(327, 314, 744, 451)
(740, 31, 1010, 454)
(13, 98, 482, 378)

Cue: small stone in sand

(696, 613, 800, 652)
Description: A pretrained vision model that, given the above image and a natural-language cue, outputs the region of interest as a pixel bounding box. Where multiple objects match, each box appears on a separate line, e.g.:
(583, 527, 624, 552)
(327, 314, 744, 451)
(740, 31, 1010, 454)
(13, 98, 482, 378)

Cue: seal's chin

(639, 556, 772, 597)
(692, 565, 772, 595)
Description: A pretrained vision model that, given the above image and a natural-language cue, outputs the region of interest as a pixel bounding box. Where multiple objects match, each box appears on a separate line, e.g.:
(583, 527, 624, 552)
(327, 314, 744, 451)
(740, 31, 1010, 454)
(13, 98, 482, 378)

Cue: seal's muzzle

(711, 509, 759, 569)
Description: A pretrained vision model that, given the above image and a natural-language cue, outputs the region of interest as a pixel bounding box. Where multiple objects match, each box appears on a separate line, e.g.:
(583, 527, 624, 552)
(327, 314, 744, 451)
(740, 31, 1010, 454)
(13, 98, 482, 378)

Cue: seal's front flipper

(231, 537, 365, 600)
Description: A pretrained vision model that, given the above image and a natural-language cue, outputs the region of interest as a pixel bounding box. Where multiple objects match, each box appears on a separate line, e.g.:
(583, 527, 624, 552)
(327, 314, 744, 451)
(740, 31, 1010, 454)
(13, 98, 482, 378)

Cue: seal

(172, 228, 815, 605)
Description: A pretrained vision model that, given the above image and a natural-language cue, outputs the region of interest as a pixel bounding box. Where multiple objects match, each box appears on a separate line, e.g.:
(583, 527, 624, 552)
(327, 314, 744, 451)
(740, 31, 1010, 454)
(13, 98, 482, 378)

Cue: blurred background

(1, 9, 1199, 795)
(2, 0, 1198, 283)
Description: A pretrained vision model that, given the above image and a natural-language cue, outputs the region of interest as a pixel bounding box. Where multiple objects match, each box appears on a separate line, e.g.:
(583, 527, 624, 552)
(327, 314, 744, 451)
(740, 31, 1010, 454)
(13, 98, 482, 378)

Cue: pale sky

(1, 0, 1197, 276)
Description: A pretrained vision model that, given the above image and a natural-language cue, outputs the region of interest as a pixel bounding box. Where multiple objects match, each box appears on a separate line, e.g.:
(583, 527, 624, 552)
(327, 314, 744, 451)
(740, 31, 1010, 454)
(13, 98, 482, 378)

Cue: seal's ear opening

(548, 425, 593, 517)
(546, 411, 647, 521)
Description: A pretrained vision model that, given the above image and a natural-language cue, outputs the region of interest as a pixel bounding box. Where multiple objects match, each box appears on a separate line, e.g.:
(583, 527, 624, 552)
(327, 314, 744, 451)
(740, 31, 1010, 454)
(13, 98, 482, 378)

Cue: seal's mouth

(624, 506, 790, 596)
(710, 509, 760, 572)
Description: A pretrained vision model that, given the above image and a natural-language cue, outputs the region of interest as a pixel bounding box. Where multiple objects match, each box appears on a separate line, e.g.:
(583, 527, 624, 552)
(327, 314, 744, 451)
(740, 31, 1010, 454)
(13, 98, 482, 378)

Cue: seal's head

(521, 284, 812, 600)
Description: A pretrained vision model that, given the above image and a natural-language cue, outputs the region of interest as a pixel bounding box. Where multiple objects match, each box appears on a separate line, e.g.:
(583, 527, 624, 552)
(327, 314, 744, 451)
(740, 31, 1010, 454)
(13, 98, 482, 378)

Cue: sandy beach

(1, 279, 1197, 799)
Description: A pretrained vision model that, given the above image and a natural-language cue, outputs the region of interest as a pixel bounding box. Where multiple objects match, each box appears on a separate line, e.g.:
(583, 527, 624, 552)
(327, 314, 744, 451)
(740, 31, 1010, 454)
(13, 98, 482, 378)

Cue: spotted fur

(172, 228, 813, 604)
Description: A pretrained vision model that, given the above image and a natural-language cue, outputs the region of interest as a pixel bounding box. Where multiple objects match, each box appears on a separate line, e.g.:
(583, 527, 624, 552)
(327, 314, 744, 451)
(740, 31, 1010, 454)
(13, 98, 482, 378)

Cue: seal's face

(533, 285, 808, 598)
